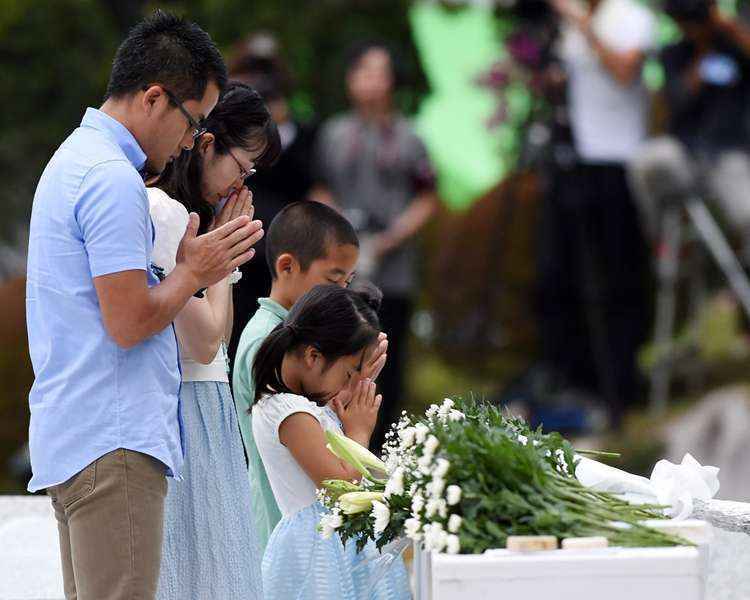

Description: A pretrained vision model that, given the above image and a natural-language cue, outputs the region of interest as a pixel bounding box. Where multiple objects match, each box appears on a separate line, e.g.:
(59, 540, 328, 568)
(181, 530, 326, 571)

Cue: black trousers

(370, 295, 413, 451)
(537, 162, 651, 428)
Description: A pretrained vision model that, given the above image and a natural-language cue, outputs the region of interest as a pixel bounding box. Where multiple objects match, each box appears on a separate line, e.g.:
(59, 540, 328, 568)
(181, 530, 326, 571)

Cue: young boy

(233, 200, 387, 550)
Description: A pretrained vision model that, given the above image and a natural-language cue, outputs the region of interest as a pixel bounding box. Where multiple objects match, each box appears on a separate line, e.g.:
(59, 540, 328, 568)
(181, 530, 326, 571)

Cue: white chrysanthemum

(319, 509, 343, 540)
(517, 434, 528, 446)
(417, 453, 434, 474)
(434, 458, 450, 478)
(424, 522, 447, 552)
(405, 517, 422, 540)
(426, 498, 447, 519)
(439, 398, 455, 413)
(448, 514, 462, 533)
(371, 500, 391, 535)
(426, 403, 440, 418)
(446, 534, 461, 555)
(424, 435, 440, 456)
(412, 492, 425, 514)
(398, 426, 417, 449)
(384, 467, 405, 498)
(415, 423, 429, 445)
(446, 485, 462, 506)
(428, 476, 446, 499)
(555, 448, 570, 475)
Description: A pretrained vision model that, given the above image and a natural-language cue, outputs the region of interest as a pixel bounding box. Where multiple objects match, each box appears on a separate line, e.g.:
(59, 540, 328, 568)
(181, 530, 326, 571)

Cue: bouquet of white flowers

(318, 398, 688, 554)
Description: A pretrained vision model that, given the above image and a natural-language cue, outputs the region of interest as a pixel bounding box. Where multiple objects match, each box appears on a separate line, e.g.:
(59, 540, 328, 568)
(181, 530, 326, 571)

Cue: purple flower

(506, 31, 542, 68)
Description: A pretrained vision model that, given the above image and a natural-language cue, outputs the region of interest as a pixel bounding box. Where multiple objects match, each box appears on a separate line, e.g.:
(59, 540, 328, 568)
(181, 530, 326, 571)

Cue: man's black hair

(105, 9, 228, 102)
(266, 201, 359, 279)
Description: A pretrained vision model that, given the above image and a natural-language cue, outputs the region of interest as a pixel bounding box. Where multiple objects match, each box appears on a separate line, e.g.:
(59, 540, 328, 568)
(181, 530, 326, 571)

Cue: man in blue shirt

(26, 11, 263, 599)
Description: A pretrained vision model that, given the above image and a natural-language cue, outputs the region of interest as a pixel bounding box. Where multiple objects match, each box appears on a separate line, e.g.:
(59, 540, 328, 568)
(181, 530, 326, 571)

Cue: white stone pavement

(2, 495, 750, 599)
(0, 497, 63, 600)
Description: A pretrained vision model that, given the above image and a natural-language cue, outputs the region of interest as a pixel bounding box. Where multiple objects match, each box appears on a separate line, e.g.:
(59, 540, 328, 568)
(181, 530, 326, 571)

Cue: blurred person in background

(538, 0, 656, 430)
(311, 40, 438, 450)
(630, 0, 750, 260)
(227, 32, 319, 369)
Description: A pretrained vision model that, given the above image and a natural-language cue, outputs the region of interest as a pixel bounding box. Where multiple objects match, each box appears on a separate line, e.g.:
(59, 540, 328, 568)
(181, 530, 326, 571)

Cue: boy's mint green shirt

(233, 297, 289, 551)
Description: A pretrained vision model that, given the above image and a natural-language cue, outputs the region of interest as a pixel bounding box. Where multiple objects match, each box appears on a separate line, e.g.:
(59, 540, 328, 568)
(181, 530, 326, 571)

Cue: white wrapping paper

(576, 453, 720, 519)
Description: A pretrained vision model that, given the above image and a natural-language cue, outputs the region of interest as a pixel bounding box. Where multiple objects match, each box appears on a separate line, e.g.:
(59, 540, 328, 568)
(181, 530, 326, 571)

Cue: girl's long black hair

(252, 283, 382, 405)
(153, 81, 281, 234)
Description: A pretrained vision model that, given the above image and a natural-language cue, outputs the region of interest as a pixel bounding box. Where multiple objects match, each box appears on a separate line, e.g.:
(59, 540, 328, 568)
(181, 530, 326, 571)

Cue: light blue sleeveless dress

(157, 381, 263, 599)
(253, 393, 411, 600)
(148, 188, 263, 599)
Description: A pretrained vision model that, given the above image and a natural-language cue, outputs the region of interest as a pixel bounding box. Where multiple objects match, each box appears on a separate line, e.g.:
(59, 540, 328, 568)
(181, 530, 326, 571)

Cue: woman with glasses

(147, 81, 281, 599)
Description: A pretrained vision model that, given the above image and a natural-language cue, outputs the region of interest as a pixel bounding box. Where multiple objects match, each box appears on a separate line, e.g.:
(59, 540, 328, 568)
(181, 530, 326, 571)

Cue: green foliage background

(0, 0, 427, 248)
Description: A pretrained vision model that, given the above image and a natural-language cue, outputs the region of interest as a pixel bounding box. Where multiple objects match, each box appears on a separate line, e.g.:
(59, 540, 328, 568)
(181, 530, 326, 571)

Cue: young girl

(252, 284, 411, 600)
(148, 82, 280, 599)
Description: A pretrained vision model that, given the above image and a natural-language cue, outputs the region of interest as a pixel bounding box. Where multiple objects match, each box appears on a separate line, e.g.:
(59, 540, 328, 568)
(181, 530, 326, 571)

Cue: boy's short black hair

(105, 9, 228, 102)
(266, 201, 359, 279)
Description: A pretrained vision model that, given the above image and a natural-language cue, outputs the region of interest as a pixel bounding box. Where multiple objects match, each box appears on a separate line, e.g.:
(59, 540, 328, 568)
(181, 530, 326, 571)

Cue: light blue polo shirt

(26, 108, 183, 492)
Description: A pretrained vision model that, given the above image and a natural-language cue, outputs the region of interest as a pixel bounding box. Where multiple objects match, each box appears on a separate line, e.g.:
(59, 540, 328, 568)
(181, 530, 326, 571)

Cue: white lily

(338, 491, 385, 515)
(325, 430, 387, 480)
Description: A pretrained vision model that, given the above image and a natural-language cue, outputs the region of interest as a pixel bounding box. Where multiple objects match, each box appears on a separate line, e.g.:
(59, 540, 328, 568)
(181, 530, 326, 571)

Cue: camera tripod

(649, 193, 750, 414)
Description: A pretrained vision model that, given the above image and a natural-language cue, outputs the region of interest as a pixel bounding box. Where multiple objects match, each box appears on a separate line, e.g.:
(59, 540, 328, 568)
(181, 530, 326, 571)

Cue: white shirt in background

(558, 0, 657, 163)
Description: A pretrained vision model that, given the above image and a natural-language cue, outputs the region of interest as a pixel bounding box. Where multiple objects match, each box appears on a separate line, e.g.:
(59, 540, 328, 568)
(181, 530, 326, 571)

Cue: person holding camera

(538, 0, 657, 430)
(630, 1, 750, 261)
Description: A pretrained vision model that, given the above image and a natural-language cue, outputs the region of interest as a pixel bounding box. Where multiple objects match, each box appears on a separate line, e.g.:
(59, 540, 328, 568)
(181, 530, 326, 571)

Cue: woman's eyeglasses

(226, 147, 256, 180)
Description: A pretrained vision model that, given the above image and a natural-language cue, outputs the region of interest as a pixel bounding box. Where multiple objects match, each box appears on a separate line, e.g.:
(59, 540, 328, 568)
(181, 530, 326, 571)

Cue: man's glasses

(162, 88, 207, 140)
(226, 147, 256, 180)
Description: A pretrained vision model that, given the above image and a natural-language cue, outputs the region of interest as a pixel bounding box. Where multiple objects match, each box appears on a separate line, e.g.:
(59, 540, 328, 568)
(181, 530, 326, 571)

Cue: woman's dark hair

(252, 283, 383, 405)
(153, 81, 281, 234)
(344, 39, 404, 90)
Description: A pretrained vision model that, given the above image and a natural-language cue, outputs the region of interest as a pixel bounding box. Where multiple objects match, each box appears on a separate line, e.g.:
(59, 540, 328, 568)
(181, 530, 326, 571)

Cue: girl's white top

(147, 187, 228, 383)
(253, 393, 343, 516)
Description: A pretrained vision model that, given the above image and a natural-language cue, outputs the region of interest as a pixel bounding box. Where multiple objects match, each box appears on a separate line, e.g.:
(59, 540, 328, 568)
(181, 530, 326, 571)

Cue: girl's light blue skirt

(262, 502, 411, 600)
(157, 381, 263, 600)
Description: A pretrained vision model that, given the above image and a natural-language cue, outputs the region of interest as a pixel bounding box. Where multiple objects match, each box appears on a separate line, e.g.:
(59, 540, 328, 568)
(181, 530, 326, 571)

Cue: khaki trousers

(47, 449, 168, 600)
